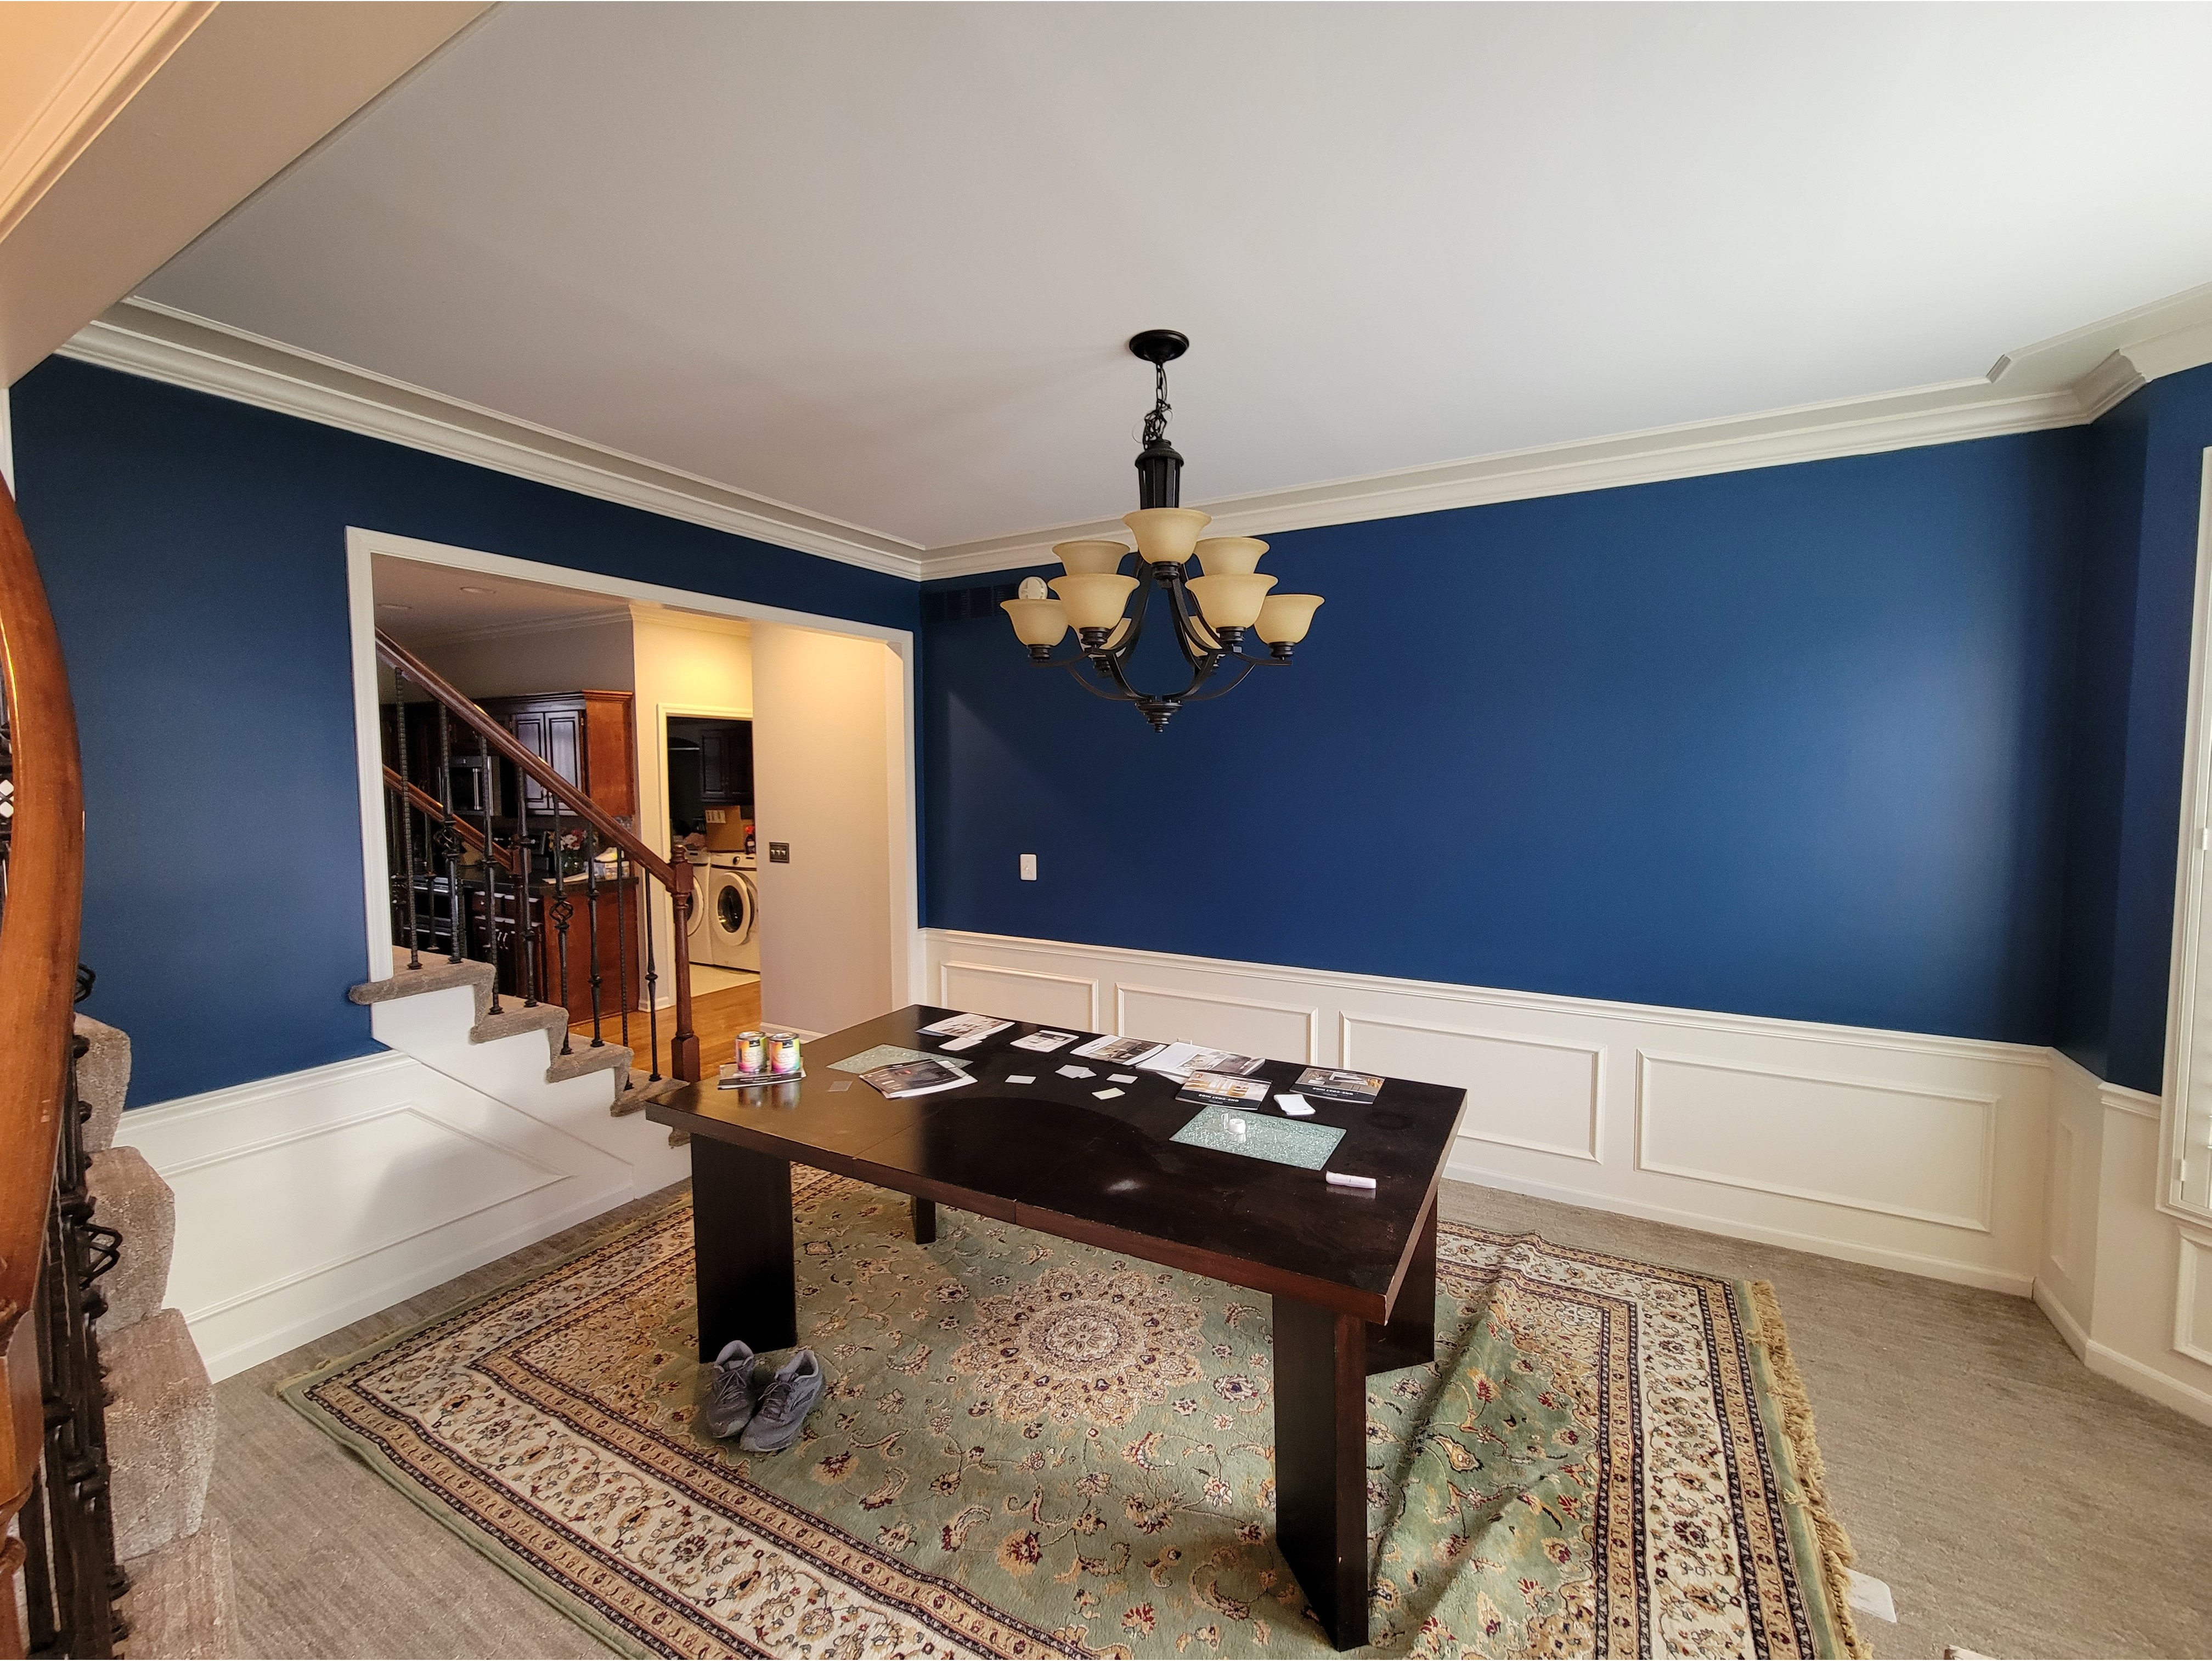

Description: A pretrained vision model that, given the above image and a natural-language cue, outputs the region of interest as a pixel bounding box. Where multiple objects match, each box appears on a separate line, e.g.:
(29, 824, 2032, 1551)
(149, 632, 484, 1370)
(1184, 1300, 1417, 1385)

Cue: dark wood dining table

(647, 1004, 1466, 1650)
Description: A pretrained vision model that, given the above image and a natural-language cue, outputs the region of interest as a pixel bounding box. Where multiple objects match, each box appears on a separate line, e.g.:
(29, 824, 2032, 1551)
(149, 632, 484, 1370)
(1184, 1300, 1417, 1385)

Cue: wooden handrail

(382, 765, 518, 874)
(378, 631, 683, 888)
(0, 474, 86, 1647)
(376, 629, 698, 1082)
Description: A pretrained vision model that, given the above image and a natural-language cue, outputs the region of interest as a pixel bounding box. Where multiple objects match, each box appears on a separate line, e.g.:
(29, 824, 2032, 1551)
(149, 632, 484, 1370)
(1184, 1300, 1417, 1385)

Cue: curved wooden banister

(0, 474, 86, 1643)
(376, 628, 698, 1083)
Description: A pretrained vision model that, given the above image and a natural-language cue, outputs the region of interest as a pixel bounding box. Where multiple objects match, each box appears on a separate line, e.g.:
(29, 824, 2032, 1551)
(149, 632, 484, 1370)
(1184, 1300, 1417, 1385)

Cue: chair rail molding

(923, 928, 2053, 1294)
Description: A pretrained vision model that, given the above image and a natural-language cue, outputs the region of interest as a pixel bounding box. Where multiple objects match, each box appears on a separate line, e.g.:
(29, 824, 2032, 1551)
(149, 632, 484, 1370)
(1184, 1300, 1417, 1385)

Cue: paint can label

(766, 1032, 802, 1075)
(734, 1031, 766, 1074)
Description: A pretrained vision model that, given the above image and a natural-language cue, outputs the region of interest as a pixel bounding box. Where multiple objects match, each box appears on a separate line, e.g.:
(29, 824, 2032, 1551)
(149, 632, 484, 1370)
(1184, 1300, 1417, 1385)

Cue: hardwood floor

(571, 978, 762, 1078)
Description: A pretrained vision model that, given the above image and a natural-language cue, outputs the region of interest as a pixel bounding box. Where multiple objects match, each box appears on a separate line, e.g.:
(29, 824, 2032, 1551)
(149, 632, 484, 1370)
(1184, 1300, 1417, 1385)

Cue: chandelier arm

(1054, 657, 1145, 703)
(1160, 570, 1218, 668)
(1175, 655, 1260, 704)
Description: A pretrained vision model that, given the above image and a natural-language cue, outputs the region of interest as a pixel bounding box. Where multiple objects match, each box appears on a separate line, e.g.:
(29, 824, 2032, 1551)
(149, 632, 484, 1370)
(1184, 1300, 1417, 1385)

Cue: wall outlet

(768, 841, 791, 864)
(1019, 853, 1037, 881)
(706, 809, 725, 824)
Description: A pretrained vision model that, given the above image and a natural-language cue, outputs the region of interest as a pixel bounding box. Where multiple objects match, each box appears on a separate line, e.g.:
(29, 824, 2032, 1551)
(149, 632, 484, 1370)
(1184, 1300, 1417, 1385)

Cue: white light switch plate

(1019, 854, 1037, 881)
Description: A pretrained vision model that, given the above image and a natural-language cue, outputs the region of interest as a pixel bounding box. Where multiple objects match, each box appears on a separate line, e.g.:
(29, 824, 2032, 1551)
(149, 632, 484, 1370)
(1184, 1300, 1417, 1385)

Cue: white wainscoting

(927, 929, 2053, 1293)
(119, 1050, 650, 1381)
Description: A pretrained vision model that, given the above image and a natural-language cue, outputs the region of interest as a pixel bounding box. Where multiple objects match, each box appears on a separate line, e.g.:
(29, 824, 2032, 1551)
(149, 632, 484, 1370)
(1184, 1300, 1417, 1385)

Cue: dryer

(704, 853, 759, 971)
(684, 857, 715, 966)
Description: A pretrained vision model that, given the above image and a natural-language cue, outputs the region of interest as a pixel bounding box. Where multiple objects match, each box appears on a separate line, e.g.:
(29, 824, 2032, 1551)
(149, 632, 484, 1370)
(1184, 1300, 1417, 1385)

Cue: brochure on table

(1070, 1034, 1167, 1066)
(1293, 1066, 1385, 1104)
(920, 1012, 1015, 1051)
(1142, 1042, 1266, 1082)
(859, 1058, 974, 1099)
(1175, 1070, 1273, 1109)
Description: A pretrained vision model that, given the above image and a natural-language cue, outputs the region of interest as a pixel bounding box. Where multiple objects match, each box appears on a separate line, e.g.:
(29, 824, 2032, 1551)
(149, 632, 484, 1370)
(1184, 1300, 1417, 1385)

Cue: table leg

(912, 1195, 936, 1245)
(1365, 1189, 1437, 1373)
(1274, 1297, 1369, 1651)
(689, 1137, 795, 1363)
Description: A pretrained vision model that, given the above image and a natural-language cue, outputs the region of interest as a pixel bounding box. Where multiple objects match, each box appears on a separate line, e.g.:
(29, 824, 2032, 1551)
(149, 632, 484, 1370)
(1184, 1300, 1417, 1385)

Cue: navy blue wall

(2055, 363, 2212, 1094)
(11, 357, 917, 1106)
(924, 434, 2087, 1045)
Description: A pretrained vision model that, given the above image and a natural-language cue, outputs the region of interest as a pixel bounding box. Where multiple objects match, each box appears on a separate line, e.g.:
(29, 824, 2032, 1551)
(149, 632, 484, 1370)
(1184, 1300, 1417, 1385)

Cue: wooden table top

(648, 1005, 1467, 1323)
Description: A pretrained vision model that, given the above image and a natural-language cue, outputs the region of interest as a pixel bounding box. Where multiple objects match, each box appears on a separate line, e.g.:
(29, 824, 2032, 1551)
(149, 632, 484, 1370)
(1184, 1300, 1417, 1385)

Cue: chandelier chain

(1142, 359, 1171, 447)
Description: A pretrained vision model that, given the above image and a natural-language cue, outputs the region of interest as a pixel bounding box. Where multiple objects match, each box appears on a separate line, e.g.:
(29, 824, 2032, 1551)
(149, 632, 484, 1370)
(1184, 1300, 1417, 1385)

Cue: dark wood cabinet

(670, 715, 752, 806)
(478, 691, 637, 825)
(385, 690, 637, 828)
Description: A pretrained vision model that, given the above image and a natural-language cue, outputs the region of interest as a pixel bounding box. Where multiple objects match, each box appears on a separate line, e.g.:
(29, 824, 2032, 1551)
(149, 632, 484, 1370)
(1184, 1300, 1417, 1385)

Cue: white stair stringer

(353, 963, 691, 1196)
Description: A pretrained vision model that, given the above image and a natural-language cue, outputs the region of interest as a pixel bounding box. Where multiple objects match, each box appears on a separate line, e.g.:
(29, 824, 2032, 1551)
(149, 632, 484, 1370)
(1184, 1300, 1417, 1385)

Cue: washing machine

(684, 856, 716, 967)
(704, 852, 759, 972)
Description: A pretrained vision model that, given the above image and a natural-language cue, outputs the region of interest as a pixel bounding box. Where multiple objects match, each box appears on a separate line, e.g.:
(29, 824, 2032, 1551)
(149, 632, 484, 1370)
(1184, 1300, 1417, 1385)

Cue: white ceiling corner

(46, 5, 2212, 584)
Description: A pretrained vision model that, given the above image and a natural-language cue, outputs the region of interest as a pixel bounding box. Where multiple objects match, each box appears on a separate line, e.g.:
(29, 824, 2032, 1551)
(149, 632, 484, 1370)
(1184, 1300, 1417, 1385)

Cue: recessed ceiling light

(376, 601, 411, 611)
(459, 584, 493, 594)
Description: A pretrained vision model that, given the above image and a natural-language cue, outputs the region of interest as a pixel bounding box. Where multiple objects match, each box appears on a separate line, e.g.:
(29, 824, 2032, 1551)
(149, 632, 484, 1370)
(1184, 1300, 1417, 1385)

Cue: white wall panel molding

(1341, 1012, 1601, 1163)
(1634, 1050, 1997, 1233)
(926, 929, 2050, 1293)
(2173, 1225, 2212, 1370)
(1114, 981, 1318, 1064)
(938, 958, 1098, 1031)
(117, 1049, 645, 1381)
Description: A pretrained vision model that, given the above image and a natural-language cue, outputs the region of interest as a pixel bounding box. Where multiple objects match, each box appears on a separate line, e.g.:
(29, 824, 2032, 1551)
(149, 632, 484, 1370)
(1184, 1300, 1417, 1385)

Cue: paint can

(766, 1031, 802, 1076)
(733, 1030, 766, 1075)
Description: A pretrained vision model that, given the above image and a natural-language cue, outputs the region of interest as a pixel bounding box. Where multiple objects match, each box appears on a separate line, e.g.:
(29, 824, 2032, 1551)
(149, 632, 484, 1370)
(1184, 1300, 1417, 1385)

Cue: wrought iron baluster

(435, 704, 462, 964)
(515, 767, 535, 1007)
(394, 672, 420, 969)
(645, 858, 664, 1084)
(549, 792, 572, 1055)
(584, 828, 605, 1047)
(613, 846, 630, 1051)
(478, 729, 501, 1015)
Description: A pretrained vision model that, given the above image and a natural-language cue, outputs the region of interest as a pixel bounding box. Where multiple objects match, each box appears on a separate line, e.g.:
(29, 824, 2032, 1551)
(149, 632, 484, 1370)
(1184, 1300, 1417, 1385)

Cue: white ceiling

(141, 3, 2212, 553)
(371, 552, 624, 640)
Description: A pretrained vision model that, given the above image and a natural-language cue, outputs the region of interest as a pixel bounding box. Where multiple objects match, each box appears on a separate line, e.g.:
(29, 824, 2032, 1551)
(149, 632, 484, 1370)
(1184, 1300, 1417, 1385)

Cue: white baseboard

(2083, 1335, 2212, 1430)
(119, 1048, 663, 1380)
(2034, 1277, 2092, 1360)
(926, 928, 2052, 1295)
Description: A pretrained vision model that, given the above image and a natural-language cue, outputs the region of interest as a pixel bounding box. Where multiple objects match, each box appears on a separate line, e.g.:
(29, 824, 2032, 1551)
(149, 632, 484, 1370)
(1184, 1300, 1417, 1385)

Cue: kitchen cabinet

(386, 690, 637, 828)
(479, 691, 638, 824)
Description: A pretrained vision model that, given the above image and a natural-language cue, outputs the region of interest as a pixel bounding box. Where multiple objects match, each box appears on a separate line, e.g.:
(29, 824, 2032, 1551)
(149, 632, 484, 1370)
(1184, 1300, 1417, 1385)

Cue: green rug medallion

(284, 1171, 1865, 1659)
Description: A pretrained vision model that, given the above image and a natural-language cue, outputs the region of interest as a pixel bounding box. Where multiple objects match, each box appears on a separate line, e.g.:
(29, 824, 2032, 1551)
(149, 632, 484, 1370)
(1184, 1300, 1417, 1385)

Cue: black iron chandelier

(1000, 330, 1323, 731)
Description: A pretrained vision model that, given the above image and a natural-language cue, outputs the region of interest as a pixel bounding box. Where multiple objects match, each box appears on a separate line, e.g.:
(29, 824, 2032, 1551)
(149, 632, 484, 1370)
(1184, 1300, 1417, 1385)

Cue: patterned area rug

(284, 1172, 1867, 1659)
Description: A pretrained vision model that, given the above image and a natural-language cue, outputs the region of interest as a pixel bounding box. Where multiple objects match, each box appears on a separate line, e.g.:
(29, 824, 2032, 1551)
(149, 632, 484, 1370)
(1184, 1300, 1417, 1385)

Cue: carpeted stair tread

(119, 1518, 239, 1660)
(88, 1146, 173, 1335)
(104, 1308, 216, 1562)
(548, 1039, 635, 1082)
(348, 957, 499, 1022)
(76, 1013, 132, 1154)
(613, 1071, 686, 1115)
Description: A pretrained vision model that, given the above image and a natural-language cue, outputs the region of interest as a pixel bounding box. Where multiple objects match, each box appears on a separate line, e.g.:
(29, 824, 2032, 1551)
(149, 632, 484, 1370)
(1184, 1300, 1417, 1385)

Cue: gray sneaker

(737, 1349, 825, 1453)
(701, 1338, 757, 1439)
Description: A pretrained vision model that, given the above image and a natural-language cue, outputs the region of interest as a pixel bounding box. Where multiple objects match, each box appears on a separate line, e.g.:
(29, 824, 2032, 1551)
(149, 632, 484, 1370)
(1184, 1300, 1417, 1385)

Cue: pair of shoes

(699, 1341, 826, 1453)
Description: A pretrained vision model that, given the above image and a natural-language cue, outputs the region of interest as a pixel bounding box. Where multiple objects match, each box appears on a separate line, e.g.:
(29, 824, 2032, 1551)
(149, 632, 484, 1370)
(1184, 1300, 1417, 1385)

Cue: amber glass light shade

(1054, 539, 1130, 575)
(1123, 507, 1211, 565)
(1001, 597, 1068, 647)
(1050, 573, 1139, 631)
(1194, 536, 1268, 576)
(1254, 594, 1323, 645)
(1186, 572, 1276, 630)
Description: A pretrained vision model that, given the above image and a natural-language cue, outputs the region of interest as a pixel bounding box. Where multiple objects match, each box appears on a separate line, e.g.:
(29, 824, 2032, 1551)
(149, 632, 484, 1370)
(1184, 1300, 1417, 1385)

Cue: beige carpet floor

(205, 1178, 2212, 1659)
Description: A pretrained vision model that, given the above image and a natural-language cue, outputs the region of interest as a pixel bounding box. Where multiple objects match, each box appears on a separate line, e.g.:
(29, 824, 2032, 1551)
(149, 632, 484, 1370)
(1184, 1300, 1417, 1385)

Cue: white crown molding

(57, 298, 930, 580)
(52, 283, 2212, 586)
(626, 603, 753, 641)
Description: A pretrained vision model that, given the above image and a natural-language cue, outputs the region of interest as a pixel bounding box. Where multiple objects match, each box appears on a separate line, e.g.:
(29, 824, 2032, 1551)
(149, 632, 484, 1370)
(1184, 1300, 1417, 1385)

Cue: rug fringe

(1748, 1279, 1873, 1661)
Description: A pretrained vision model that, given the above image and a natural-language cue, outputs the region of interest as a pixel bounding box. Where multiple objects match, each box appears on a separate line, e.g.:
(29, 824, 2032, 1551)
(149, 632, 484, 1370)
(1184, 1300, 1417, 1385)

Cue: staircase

(78, 1014, 239, 1659)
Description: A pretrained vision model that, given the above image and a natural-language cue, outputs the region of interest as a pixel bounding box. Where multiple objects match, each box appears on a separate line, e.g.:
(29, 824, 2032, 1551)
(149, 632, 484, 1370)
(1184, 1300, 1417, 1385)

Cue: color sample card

(1109, 1073, 1138, 1084)
(1171, 1106, 1345, 1170)
(1057, 1064, 1096, 1079)
(1006, 1074, 1036, 1084)
(1093, 1088, 1125, 1100)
